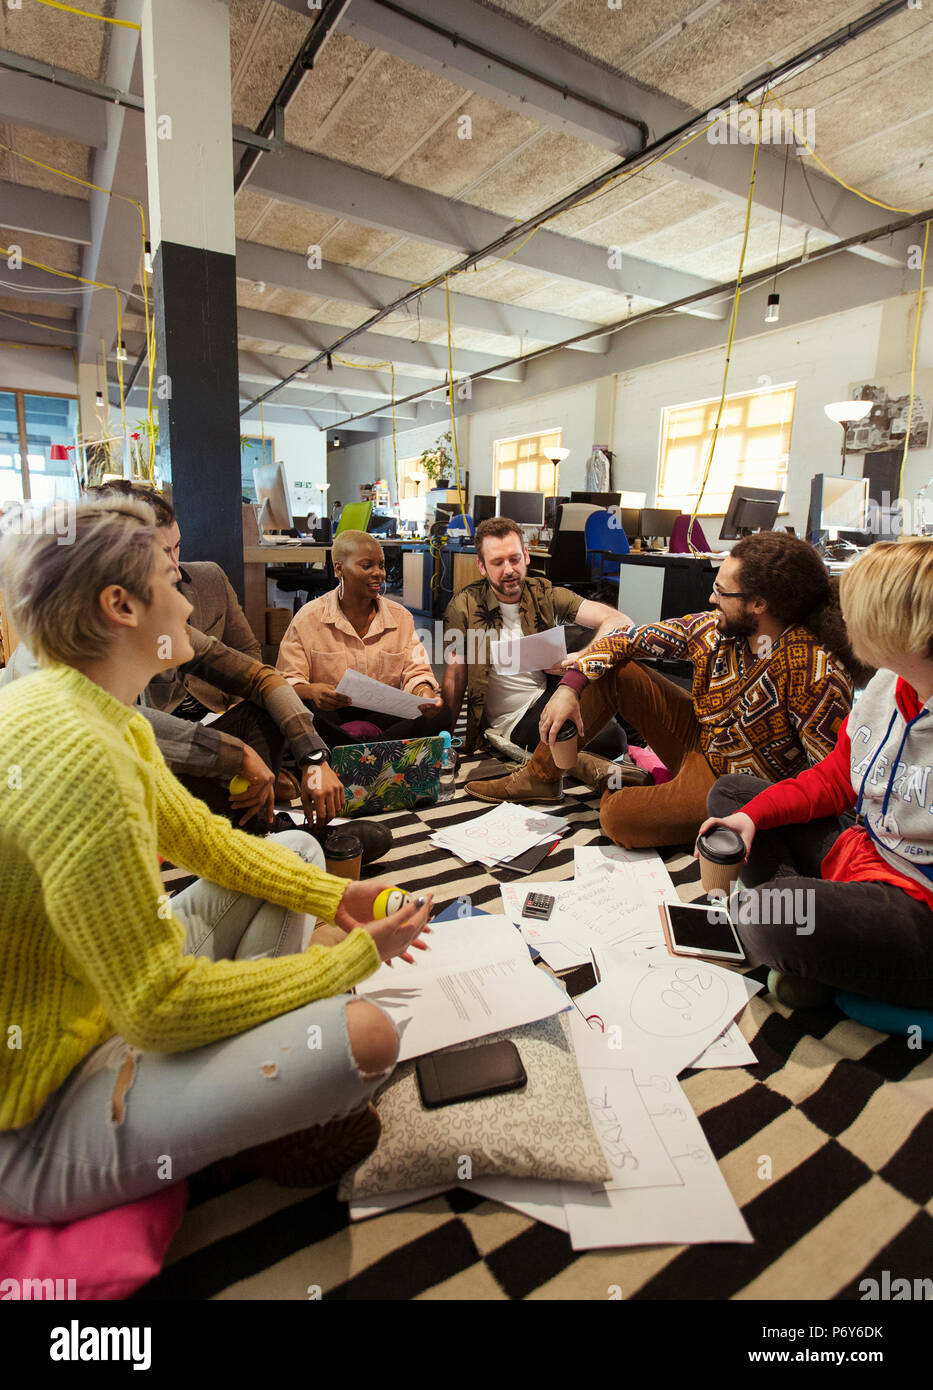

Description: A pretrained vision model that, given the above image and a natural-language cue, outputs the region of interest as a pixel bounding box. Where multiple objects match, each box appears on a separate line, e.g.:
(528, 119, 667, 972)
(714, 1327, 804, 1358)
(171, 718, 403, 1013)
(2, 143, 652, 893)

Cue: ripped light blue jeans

(0, 832, 394, 1225)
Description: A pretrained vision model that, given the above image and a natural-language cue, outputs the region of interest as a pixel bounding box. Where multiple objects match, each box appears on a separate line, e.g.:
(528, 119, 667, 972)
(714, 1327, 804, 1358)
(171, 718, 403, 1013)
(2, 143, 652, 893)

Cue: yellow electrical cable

(444, 276, 467, 524)
(762, 93, 920, 216)
(32, 0, 141, 29)
(686, 106, 764, 556)
(899, 221, 929, 483)
(115, 294, 127, 470)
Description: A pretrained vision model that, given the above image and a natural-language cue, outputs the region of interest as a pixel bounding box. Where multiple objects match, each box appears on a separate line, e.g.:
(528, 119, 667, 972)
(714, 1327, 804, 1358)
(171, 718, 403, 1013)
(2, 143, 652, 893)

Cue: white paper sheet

(573, 844, 677, 907)
(356, 917, 569, 1061)
(334, 668, 428, 718)
(432, 804, 568, 868)
(490, 624, 566, 674)
(689, 1019, 757, 1069)
(361, 915, 528, 986)
(568, 949, 759, 1077)
(464, 1177, 569, 1233)
(500, 874, 664, 953)
(561, 1068, 752, 1250)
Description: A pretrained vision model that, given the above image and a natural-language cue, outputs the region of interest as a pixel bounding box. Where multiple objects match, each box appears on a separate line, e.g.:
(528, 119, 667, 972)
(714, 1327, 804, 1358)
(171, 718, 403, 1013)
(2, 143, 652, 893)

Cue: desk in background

(616, 552, 723, 626)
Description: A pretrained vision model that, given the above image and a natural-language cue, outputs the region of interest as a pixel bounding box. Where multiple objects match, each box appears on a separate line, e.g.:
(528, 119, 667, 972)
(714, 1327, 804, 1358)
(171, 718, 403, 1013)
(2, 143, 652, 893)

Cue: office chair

(336, 501, 373, 535)
(668, 515, 711, 553)
(585, 509, 630, 579)
(544, 502, 603, 590)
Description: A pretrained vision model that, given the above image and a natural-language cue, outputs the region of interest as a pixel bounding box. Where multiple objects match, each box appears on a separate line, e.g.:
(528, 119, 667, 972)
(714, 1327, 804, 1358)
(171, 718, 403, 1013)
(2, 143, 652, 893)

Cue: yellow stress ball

(372, 888, 408, 918)
(229, 775, 251, 795)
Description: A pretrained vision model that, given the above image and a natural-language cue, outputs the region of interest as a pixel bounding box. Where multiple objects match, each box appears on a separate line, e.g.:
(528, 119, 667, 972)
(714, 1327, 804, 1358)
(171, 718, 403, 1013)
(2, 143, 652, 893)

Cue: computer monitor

(498, 489, 546, 526)
(473, 494, 496, 526)
(397, 496, 427, 524)
(639, 507, 680, 541)
(719, 485, 785, 542)
(619, 489, 647, 509)
(368, 513, 398, 538)
(733, 496, 781, 534)
(253, 461, 292, 532)
(571, 491, 621, 507)
(610, 506, 642, 541)
(544, 494, 569, 531)
(819, 475, 870, 533)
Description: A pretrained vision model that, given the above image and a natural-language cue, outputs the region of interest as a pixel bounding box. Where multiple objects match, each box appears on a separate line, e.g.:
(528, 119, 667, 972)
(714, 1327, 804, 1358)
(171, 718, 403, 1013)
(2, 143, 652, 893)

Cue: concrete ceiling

(0, 0, 930, 442)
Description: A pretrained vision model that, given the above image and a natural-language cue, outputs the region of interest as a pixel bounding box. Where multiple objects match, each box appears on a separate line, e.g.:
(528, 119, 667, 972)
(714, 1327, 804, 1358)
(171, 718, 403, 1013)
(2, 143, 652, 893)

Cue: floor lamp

(543, 446, 570, 500)
(823, 400, 872, 466)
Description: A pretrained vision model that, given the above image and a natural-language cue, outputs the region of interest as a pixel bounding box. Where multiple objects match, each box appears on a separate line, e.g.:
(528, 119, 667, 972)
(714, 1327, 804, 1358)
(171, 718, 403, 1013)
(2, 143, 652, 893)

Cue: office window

(494, 429, 562, 496)
(240, 435, 275, 501)
(0, 389, 80, 504)
(658, 384, 795, 514)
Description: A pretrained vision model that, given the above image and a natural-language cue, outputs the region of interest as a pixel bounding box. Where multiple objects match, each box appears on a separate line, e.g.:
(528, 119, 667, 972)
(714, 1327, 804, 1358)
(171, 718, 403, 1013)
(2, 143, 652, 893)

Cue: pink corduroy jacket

(275, 587, 439, 695)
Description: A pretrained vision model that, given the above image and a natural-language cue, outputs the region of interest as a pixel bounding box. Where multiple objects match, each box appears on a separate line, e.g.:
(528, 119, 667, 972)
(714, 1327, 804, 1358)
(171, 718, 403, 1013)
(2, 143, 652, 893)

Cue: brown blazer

(146, 562, 261, 713)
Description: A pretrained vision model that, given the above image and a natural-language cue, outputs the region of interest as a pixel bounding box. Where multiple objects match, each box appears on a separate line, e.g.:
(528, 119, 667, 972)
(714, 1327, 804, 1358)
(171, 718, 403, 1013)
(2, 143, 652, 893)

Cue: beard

(716, 608, 758, 641)
(491, 576, 523, 602)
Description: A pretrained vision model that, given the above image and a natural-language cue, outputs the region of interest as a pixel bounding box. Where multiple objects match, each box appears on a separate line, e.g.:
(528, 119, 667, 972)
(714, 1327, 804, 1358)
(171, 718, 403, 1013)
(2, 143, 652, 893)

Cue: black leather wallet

(415, 1040, 527, 1108)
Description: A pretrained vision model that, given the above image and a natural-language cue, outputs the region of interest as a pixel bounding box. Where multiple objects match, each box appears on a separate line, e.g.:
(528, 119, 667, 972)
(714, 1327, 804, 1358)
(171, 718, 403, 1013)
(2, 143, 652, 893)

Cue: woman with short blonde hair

(0, 500, 431, 1223)
(700, 538, 933, 1010)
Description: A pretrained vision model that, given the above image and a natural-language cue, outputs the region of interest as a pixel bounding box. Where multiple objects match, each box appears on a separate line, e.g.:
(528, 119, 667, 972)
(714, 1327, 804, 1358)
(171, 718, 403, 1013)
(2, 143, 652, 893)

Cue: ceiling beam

(241, 401, 383, 434)
(276, 0, 905, 267)
(250, 384, 420, 417)
(337, 0, 649, 155)
(0, 62, 108, 147)
(0, 313, 77, 348)
(235, 240, 610, 352)
(237, 350, 432, 398)
(245, 147, 725, 315)
(237, 305, 527, 381)
(0, 183, 92, 246)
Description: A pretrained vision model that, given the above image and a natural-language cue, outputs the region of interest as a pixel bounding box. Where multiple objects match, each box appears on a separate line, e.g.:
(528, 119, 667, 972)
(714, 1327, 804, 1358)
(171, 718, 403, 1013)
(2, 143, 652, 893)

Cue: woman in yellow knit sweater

(0, 497, 431, 1223)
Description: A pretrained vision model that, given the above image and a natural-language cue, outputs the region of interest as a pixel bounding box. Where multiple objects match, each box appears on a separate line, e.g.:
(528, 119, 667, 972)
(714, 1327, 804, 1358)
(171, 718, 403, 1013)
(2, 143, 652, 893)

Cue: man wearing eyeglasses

(467, 532, 865, 849)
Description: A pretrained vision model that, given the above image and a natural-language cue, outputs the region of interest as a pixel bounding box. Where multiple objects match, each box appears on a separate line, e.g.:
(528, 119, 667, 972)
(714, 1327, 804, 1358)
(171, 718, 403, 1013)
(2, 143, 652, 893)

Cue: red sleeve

(743, 719, 856, 830)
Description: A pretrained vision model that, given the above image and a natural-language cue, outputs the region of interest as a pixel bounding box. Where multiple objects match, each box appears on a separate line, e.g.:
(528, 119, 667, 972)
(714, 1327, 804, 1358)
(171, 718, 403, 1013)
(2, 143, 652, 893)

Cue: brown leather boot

(573, 750, 654, 794)
(465, 753, 563, 804)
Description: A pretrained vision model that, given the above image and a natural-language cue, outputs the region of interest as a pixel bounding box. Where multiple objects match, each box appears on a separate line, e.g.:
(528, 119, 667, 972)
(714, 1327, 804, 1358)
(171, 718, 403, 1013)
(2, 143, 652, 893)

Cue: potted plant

(418, 430, 454, 489)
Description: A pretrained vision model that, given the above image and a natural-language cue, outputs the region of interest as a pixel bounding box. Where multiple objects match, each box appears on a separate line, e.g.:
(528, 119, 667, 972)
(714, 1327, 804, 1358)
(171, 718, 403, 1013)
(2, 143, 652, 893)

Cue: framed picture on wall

(846, 372, 932, 452)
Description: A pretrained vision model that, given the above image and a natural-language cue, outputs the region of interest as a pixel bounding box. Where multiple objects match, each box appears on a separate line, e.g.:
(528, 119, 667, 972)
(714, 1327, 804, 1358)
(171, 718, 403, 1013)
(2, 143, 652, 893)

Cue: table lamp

(823, 400, 872, 463)
(543, 446, 570, 496)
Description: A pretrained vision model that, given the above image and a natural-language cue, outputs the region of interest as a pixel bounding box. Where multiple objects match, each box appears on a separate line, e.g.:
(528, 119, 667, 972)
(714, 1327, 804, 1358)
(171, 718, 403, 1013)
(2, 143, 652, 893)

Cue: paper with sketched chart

(500, 873, 664, 956)
(573, 844, 677, 908)
(569, 953, 760, 1078)
(689, 1019, 757, 1069)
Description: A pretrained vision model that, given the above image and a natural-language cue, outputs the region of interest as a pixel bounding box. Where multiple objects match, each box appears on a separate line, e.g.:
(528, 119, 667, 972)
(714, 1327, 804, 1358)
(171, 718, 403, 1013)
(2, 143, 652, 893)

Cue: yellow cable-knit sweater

(0, 663, 380, 1131)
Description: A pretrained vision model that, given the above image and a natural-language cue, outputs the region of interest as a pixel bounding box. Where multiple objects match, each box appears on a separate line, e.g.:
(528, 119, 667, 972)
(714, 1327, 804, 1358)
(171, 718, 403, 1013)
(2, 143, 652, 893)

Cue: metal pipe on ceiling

(238, 0, 913, 418)
(323, 204, 933, 429)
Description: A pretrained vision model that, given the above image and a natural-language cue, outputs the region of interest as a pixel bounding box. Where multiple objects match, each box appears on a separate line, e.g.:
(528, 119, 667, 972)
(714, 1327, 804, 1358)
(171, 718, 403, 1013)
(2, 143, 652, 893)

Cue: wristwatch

(298, 748, 331, 768)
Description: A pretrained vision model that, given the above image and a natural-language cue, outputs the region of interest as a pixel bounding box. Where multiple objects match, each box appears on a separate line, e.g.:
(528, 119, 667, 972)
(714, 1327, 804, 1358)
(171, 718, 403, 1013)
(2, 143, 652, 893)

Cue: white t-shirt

(484, 601, 547, 741)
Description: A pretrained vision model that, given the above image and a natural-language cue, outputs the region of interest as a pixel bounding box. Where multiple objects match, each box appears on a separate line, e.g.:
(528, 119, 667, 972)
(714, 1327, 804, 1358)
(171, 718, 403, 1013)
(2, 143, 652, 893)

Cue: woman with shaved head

(276, 530, 453, 748)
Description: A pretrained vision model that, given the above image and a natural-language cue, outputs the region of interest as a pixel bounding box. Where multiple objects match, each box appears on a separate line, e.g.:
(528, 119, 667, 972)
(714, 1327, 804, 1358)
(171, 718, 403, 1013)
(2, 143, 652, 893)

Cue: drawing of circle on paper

(629, 965, 729, 1037)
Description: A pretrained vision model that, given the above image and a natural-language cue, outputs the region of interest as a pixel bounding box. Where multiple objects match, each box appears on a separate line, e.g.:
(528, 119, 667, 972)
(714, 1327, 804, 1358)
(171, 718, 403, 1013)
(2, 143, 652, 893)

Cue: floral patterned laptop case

(331, 735, 447, 815)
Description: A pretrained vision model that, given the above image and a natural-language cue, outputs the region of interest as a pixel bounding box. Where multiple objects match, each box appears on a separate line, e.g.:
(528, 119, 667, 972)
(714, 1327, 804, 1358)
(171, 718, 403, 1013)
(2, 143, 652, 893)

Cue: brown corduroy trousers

(529, 662, 716, 849)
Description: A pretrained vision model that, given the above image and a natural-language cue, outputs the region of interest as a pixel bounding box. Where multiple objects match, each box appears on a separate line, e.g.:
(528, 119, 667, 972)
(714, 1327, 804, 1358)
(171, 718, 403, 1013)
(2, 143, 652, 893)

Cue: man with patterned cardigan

(466, 533, 869, 849)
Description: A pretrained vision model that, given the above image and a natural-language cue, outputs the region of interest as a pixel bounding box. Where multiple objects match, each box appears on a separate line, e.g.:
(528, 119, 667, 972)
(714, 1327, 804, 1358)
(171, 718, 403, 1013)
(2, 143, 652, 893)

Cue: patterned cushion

(338, 1013, 609, 1201)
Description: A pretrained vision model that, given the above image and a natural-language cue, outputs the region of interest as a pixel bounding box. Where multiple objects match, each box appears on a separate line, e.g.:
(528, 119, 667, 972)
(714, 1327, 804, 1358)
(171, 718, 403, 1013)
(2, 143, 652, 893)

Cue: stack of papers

(430, 802, 568, 869)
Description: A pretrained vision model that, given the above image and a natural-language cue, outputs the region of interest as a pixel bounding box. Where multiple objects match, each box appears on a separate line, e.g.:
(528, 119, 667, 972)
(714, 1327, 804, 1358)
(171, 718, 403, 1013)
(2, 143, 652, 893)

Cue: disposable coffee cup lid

(324, 830, 362, 858)
(696, 826, 745, 863)
(556, 720, 578, 742)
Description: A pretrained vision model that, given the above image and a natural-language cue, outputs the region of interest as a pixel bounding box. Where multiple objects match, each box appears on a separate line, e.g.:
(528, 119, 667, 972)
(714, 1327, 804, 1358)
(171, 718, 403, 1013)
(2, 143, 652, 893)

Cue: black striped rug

(147, 744, 933, 1301)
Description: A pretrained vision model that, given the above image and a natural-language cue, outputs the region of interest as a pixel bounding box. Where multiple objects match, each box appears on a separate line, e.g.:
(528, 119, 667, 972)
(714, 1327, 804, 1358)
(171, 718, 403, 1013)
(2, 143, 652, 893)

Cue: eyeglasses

(712, 582, 747, 599)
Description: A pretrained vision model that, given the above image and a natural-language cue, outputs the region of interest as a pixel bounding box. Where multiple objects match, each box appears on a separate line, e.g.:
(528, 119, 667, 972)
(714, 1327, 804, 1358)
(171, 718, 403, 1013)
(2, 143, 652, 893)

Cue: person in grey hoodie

(700, 538, 933, 1009)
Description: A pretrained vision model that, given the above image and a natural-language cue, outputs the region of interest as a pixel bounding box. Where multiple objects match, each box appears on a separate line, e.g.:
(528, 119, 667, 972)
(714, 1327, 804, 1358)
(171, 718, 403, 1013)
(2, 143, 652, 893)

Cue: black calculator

(523, 892, 555, 921)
